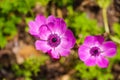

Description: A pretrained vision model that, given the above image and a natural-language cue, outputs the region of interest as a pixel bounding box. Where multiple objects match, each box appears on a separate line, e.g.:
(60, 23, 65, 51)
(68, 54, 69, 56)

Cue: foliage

(0, 13, 19, 48)
(113, 23, 120, 38)
(65, 6, 104, 44)
(0, 0, 50, 48)
(75, 61, 113, 80)
(12, 55, 48, 80)
(53, 0, 73, 7)
(0, 0, 120, 80)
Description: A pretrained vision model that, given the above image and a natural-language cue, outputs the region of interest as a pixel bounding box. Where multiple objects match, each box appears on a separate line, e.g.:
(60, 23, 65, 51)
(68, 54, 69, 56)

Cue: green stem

(102, 8, 110, 34)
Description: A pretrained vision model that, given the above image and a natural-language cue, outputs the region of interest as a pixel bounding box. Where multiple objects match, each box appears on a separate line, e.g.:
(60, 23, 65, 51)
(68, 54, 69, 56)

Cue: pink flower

(28, 15, 55, 36)
(78, 36, 117, 68)
(28, 15, 76, 59)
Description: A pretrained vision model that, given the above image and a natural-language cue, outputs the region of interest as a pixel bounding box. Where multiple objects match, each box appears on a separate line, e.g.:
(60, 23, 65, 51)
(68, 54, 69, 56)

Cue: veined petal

(103, 41, 116, 49)
(104, 48, 116, 57)
(48, 49, 60, 59)
(84, 36, 104, 46)
(84, 56, 96, 66)
(28, 21, 39, 35)
(47, 22, 55, 34)
(97, 56, 109, 68)
(102, 41, 117, 57)
(56, 46, 70, 57)
(46, 15, 56, 23)
(94, 35, 104, 44)
(35, 40, 51, 53)
(54, 18, 67, 34)
(35, 14, 46, 27)
(48, 18, 67, 35)
(60, 29, 76, 49)
(39, 25, 51, 40)
(78, 45, 90, 61)
(59, 49, 70, 57)
(84, 36, 96, 46)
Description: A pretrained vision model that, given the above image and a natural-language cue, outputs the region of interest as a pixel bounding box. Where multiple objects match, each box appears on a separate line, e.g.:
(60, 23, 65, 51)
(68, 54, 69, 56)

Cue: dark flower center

(48, 34, 61, 47)
(90, 47, 100, 56)
(52, 38, 57, 42)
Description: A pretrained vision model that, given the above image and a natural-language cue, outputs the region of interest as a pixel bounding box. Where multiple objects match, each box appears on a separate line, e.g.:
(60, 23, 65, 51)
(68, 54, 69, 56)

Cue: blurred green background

(0, 0, 120, 80)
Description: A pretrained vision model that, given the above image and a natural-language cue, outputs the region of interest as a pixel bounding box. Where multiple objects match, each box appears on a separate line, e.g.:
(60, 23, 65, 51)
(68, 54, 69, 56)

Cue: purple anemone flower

(28, 15, 76, 59)
(78, 36, 117, 68)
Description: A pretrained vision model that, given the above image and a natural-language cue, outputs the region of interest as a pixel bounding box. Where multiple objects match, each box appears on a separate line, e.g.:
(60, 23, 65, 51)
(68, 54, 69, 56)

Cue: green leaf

(0, 0, 13, 13)
(3, 21, 17, 36)
(0, 33, 7, 48)
(113, 23, 120, 36)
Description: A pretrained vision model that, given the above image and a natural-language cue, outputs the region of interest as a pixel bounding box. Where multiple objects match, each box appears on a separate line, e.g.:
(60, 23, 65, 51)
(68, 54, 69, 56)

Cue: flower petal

(84, 36, 96, 46)
(35, 15, 46, 27)
(61, 29, 76, 49)
(59, 49, 70, 57)
(55, 46, 70, 57)
(55, 18, 67, 34)
(78, 45, 90, 61)
(35, 40, 51, 53)
(95, 35, 104, 44)
(103, 41, 116, 49)
(97, 56, 109, 68)
(84, 56, 96, 66)
(47, 22, 55, 34)
(54, 18, 67, 34)
(28, 21, 39, 35)
(48, 49, 60, 59)
(46, 15, 56, 23)
(39, 25, 51, 40)
(48, 18, 67, 35)
(104, 48, 116, 57)
(102, 41, 117, 57)
(84, 36, 104, 46)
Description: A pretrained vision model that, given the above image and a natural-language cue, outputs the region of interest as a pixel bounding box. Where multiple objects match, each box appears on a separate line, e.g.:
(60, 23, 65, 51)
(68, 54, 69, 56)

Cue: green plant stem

(102, 8, 120, 44)
(102, 8, 110, 34)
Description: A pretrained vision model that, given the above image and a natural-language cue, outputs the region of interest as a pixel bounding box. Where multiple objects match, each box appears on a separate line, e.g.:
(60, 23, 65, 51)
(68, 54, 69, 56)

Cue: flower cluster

(28, 15, 76, 59)
(28, 15, 117, 68)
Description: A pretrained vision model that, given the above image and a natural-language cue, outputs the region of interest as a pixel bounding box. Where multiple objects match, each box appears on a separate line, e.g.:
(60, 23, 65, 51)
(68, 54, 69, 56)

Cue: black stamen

(94, 50, 98, 54)
(48, 34, 61, 47)
(52, 38, 57, 42)
(90, 47, 100, 56)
